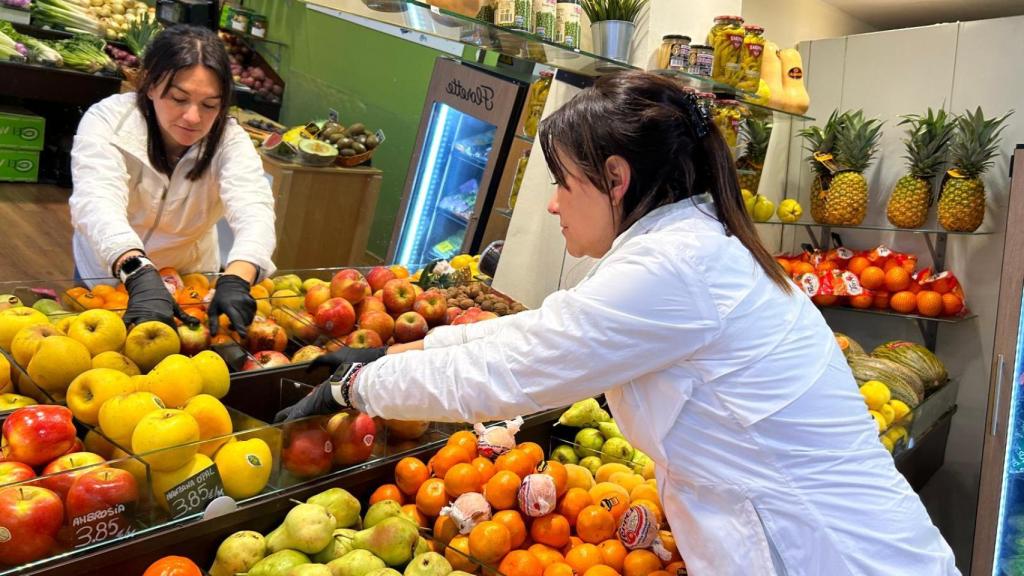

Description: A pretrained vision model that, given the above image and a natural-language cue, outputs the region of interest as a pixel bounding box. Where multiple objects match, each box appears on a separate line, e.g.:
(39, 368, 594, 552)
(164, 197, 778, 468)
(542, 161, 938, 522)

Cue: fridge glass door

(994, 292, 1024, 575)
(396, 101, 496, 270)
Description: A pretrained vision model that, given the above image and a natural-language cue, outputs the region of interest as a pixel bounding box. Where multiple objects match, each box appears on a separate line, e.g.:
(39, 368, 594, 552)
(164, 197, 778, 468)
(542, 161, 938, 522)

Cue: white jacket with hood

(354, 197, 960, 576)
(70, 92, 276, 282)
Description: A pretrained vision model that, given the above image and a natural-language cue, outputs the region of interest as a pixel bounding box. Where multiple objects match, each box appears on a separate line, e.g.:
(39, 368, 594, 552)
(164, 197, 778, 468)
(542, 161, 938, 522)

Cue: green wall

(244, 0, 443, 260)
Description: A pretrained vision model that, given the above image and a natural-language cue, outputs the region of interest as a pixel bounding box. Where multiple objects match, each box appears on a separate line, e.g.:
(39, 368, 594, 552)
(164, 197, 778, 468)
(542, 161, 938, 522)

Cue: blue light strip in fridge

(994, 291, 1024, 574)
(399, 103, 451, 266)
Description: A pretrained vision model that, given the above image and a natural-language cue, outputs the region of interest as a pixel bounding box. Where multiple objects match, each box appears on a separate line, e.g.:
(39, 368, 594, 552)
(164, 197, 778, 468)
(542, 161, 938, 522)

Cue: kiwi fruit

(352, 142, 367, 154)
(339, 148, 357, 157)
(346, 123, 366, 136)
(365, 134, 380, 149)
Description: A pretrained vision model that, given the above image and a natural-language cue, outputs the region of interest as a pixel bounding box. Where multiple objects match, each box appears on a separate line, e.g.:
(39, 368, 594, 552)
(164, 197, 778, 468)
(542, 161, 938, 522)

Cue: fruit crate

(885, 379, 959, 460)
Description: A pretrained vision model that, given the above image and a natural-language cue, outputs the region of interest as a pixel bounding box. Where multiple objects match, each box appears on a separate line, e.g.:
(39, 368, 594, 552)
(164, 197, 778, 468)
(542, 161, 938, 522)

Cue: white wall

(742, 0, 876, 49)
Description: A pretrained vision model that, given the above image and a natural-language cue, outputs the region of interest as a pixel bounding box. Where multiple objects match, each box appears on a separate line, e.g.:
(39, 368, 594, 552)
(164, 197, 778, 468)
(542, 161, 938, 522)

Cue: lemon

(879, 403, 896, 426)
(869, 410, 887, 432)
(859, 381, 891, 411)
(450, 254, 475, 269)
(889, 399, 911, 423)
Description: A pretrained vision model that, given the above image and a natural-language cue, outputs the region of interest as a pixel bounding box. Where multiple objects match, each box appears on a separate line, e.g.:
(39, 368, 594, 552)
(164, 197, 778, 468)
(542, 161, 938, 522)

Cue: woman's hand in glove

(309, 346, 387, 373)
(208, 274, 256, 338)
(273, 377, 342, 423)
(122, 267, 199, 328)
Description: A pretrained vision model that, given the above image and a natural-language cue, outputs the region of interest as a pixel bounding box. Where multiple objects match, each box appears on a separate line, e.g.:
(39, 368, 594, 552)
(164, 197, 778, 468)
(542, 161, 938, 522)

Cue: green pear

(632, 449, 652, 466)
(351, 516, 420, 567)
(274, 274, 303, 293)
(30, 298, 60, 315)
(327, 549, 386, 576)
(574, 428, 604, 458)
(579, 456, 602, 475)
(249, 550, 311, 576)
(366, 570, 402, 576)
(209, 530, 266, 576)
(363, 499, 403, 528)
(403, 552, 452, 576)
(558, 398, 611, 427)
(309, 487, 362, 529)
(267, 503, 337, 554)
(597, 421, 623, 440)
(290, 564, 333, 576)
(550, 445, 579, 465)
(314, 529, 358, 563)
(413, 537, 430, 556)
(600, 437, 635, 464)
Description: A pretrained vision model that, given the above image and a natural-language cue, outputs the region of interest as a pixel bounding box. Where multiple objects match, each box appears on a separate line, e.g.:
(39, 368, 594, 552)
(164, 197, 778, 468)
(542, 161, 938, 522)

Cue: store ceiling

(823, 0, 1024, 29)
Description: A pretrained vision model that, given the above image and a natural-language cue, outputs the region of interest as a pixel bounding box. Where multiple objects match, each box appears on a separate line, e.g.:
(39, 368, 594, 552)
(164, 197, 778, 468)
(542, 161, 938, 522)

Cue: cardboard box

(0, 148, 40, 182)
(0, 106, 45, 151)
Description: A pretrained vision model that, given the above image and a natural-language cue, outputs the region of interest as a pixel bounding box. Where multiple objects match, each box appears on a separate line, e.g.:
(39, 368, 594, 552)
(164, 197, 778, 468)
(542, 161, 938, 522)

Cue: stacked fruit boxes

(0, 106, 44, 183)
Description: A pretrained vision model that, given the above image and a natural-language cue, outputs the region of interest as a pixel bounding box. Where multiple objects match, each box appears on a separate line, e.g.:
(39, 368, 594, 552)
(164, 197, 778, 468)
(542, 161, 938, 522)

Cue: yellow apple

(125, 321, 180, 373)
(53, 314, 76, 335)
(26, 335, 92, 397)
(99, 391, 166, 448)
(83, 429, 117, 459)
(183, 394, 233, 457)
(66, 368, 136, 426)
(10, 323, 60, 367)
(271, 289, 304, 311)
(215, 438, 272, 500)
(190, 350, 230, 399)
(132, 409, 200, 472)
(0, 307, 48, 351)
(0, 353, 10, 394)
(140, 354, 202, 408)
(92, 351, 141, 376)
(151, 454, 215, 511)
(67, 309, 127, 356)
(111, 447, 149, 488)
(0, 392, 36, 412)
(302, 277, 327, 292)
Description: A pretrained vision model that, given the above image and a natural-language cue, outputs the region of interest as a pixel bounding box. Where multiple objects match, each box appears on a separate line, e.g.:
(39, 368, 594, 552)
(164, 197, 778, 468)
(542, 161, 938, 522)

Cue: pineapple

(798, 111, 845, 223)
(886, 108, 955, 228)
(824, 111, 883, 225)
(937, 107, 1013, 232)
(736, 118, 772, 193)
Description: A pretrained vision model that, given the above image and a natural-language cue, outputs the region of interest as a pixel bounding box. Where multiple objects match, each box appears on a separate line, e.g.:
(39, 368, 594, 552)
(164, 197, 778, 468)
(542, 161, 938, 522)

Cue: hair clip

(682, 92, 711, 139)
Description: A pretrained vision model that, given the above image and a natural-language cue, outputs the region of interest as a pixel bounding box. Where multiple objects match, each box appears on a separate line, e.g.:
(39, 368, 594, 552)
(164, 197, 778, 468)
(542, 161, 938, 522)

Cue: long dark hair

(539, 70, 792, 293)
(136, 25, 233, 181)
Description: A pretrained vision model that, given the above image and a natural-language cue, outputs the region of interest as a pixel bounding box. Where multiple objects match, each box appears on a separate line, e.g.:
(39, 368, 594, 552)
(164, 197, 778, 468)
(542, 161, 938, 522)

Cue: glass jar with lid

(709, 15, 745, 85)
(658, 35, 692, 71)
(738, 24, 766, 92)
(712, 99, 746, 148)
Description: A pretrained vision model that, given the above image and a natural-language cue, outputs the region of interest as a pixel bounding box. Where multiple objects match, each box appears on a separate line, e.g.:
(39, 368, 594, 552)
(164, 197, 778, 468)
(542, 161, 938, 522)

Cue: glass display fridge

(388, 57, 529, 270)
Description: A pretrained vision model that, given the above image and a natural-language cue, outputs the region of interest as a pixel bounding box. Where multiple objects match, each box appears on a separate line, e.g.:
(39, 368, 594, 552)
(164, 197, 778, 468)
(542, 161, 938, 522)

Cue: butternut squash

(760, 41, 784, 110)
(779, 48, 810, 114)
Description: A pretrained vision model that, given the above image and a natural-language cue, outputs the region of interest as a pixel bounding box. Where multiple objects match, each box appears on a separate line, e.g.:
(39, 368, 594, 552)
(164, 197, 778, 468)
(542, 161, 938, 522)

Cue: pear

(289, 564, 333, 576)
(597, 421, 623, 440)
(550, 445, 579, 465)
(327, 549, 386, 576)
(403, 552, 452, 576)
(209, 530, 266, 576)
(267, 503, 337, 554)
(367, 570, 402, 576)
(249, 550, 311, 576)
(363, 499, 403, 528)
(600, 437, 634, 464)
(574, 428, 605, 458)
(314, 529, 358, 563)
(413, 537, 430, 556)
(351, 516, 420, 567)
(309, 487, 362, 529)
(558, 398, 610, 427)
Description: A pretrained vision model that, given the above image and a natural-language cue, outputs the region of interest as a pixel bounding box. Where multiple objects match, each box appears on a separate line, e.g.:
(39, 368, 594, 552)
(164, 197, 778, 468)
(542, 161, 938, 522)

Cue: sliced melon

(297, 138, 338, 166)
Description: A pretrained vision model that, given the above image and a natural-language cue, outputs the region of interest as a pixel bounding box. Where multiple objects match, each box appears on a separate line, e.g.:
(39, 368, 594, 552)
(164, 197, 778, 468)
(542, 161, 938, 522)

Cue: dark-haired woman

(277, 71, 958, 575)
(70, 25, 274, 335)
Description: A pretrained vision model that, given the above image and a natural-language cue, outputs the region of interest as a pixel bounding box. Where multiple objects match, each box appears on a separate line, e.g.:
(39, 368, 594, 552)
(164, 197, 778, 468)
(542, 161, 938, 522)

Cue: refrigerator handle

(992, 354, 1006, 437)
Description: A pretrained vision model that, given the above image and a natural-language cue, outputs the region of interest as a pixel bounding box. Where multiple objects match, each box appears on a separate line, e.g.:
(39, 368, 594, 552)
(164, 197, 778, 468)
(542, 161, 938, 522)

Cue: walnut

(459, 298, 475, 309)
(493, 302, 509, 314)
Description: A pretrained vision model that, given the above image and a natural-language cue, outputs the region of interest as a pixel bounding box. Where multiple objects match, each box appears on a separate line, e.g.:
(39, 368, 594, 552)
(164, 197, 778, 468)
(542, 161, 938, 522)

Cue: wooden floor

(0, 183, 74, 281)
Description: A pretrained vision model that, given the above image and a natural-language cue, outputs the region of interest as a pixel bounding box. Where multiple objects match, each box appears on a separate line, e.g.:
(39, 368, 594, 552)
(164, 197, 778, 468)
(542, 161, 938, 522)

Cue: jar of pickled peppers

(712, 100, 745, 148)
(738, 25, 765, 92)
(708, 15, 745, 86)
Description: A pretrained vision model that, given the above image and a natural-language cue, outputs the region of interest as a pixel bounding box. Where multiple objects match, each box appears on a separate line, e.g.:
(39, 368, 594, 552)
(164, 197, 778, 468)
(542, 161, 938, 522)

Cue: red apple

(64, 467, 138, 524)
(382, 279, 417, 315)
(343, 329, 383, 349)
(2, 406, 77, 467)
(291, 345, 325, 364)
(331, 269, 362, 283)
(176, 323, 210, 356)
(327, 411, 377, 466)
(356, 296, 387, 317)
(314, 297, 356, 338)
(242, 350, 291, 371)
(0, 485, 63, 565)
(358, 311, 395, 343)
(281, 421, 333, 478)
(330, 269, 371, 305)
(452, 307, 500, 325)
(61, 437, 85, 456)
(393, 311, 428, 343)
(366, 266, 397, 293)
(0, 462, 35, 486)
(40, 452, 106, 500)
(247, 319, 287, 353)
(304, 283, 332, 315)
(413, 289, 447, 326)
(290, 311, 319, 342)
(446, 306, 463, 324)
(373, 289, 383, 300)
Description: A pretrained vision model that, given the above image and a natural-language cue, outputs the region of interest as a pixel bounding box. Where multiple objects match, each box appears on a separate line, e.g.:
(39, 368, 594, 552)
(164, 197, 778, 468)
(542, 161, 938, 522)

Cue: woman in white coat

(278, 71, 958, 575)
(70, 25, 275, 335)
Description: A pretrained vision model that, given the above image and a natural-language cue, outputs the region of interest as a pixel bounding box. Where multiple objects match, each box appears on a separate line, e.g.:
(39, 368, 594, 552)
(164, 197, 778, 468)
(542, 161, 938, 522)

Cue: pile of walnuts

(440, 283, 527, 317)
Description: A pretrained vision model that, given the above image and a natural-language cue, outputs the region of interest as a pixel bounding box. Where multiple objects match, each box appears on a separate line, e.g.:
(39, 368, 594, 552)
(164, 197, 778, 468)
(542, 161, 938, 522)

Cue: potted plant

(582, 0, 649, 62)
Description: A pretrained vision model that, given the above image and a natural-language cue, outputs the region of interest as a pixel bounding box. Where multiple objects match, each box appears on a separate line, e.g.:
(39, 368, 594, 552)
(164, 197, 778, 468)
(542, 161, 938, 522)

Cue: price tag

(71, 503, 135, 548)
(165, 466, 225, 519)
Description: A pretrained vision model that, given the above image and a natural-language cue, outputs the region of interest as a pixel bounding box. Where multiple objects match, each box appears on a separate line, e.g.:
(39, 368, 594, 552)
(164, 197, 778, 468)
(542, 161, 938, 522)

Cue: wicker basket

(335, 147, 377, 168)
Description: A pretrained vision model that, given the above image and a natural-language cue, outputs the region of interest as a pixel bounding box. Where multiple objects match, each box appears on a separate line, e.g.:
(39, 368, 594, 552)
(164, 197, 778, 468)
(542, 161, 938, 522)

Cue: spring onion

(32, 0, 102, 36)
(123, 10, 160, 59)
(0, 27, 27, 62)
(0, 21, 63, 66)
(52, 34, 114, 73)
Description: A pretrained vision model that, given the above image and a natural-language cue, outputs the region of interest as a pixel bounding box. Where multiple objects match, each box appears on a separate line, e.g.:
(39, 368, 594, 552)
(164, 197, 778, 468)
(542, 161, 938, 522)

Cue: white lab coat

(70, 93, 276, 282)
(357, 197, 959, 575)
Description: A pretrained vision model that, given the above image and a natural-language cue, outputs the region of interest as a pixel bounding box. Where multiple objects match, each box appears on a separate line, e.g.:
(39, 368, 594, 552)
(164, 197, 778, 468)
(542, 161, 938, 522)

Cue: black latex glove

(309, 346, 387, 373)
(123, 267, 198, 328)
(274, 378, 341, 423)
(208, 274, 256, 338)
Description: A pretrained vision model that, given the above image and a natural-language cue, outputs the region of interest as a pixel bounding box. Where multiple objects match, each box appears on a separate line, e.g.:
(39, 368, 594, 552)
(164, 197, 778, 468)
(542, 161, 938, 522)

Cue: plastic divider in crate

(881, 379, 959, 457)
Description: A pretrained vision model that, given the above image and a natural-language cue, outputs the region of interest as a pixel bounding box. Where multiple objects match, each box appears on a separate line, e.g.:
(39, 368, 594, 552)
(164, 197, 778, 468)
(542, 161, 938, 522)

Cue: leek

(52, 34, 114, 73)
(32, 0, 102, 36)
(0, 21, 63, 66)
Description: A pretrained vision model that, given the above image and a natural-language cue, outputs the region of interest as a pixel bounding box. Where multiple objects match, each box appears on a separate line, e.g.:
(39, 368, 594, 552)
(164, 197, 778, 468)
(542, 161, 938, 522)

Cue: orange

(431, 445, 473, 479)
(401, 503, 430, 528)
(416, 478, 447, 517)
(859, 266, 885, 290)
(565, 543, 603, 574)
(598, 539, 628, 572)
(434, 514, 459, 546)
(445, 462, 484, 498)
(589, 482, 631, 520)
(649, 572, 672, 576)
(448, 430, 479, 459)
(517, 441, 546, 465)
(847, 256, 870, 276)
(540, 460, 568, 497)
(103, 291, 129, 310)
(529, 544, 565, 568)
(658, 530, 682, 563)
(182, 273, 211, 293)
(446, 535, 479, 573)
(629, 484, 658, 504)
(531, 513, 571, 549)
(942, 293, 963, 316)
(916, 290, 943, 317)
(472, 456, 496, 483)
(496, 448, 537, 479)
(75, 292, 105, 310)
(872, 290, 890, 310)
(623, 550, 662, 576)
(849, 293, 873, 309)
(396, 456, 431, 496)
(544, 563, 575, 576)
(116, 282, 128, 293)
(790, 261, 815, 276)
(566, 536, 584, 552)
(493, 510, 528, 548)
(559, 487, 594, 528)
(901, 255, 918, 274)
(776, 258, 792, 275)
(884, 267, 910, 292)
(469, 520, 512, 564)
(484, 470, 523, 510)
(665, 561, 687, 573)
(91, 284, 116, 297)
(889, 291, 917, 314)
(883, 258, 901, 272)
(584, 566, 621, 576)
(369, 483, 405, 505)
(499, 549, 545, 576)
(63, 286, 88, 308)
(177, 287, 204, 307)
(811, 294, 837, 307)
(143, 556, 202, 576)
(815, 260, 838, 273)
(576, 505, 616, 543)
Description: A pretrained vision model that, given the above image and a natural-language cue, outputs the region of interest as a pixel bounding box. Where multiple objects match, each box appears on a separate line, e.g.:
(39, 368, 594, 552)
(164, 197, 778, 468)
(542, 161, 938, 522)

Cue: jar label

(747, 43, 763, 58)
